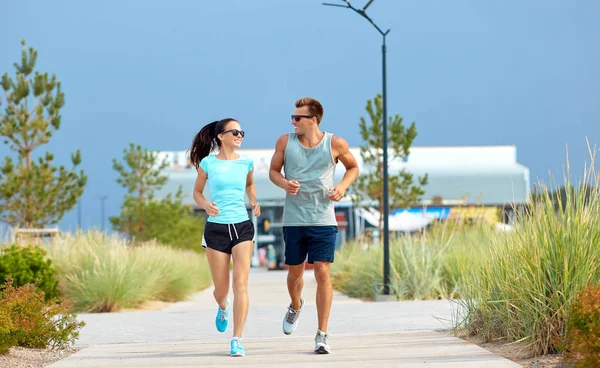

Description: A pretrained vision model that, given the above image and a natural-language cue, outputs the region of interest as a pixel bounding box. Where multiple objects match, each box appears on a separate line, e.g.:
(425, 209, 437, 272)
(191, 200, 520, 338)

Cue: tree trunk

(138, 186, 145, 238)
(25, 149, 32, 228)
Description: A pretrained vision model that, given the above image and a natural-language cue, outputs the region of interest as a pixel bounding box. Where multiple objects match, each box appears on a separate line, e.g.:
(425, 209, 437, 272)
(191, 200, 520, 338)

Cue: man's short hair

(295, 97, 324, 124)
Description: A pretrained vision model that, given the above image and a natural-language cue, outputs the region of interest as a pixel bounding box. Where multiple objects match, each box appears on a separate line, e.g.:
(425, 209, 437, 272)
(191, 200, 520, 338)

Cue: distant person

(269, 97, 359, 354)
(189, 118, 260, 357)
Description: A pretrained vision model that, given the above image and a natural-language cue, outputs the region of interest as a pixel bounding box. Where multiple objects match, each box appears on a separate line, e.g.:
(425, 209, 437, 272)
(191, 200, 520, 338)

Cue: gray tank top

(282, 132, 337, 227)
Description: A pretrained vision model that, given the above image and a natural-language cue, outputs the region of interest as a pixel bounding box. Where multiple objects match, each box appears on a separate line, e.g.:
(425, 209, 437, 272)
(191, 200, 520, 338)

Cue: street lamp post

(323, 0, 392, 295)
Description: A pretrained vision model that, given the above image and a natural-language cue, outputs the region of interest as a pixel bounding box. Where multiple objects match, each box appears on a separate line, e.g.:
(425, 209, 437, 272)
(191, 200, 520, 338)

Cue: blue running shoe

(215, 299, 230, 332)
(230, 337, 245, 357)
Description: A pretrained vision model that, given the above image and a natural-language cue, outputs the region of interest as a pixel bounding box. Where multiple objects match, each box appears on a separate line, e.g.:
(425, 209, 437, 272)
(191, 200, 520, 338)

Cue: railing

(14, 227, 60, 245)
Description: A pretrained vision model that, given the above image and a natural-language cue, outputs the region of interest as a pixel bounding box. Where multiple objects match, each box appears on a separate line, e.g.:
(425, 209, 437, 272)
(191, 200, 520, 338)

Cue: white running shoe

(314, 330, 330, 354)
(282, 298, 304, 335)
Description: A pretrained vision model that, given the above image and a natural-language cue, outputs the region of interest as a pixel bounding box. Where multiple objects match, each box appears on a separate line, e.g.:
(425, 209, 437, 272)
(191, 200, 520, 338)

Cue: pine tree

(350, 94, 428, 231)
(110, 143, 167, 237)
(0, 40, 86, 228)
(110, 143, 204, 251)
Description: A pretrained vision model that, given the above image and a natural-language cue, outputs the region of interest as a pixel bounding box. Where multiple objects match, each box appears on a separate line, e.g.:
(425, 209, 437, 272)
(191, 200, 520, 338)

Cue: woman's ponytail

(188, 118, 236, 169)
(189, 121, 218, 169)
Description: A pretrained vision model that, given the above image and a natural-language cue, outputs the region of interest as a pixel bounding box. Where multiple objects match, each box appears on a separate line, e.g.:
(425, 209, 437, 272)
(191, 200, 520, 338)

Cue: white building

(154, 145, 530, 266)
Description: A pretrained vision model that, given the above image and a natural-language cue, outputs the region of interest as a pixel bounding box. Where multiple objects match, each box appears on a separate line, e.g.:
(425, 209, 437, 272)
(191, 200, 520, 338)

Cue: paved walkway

(48, 268, 521, 367)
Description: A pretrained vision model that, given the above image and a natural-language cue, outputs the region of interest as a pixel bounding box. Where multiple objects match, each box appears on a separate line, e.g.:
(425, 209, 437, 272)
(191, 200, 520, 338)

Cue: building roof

(153, 145, 530, 208)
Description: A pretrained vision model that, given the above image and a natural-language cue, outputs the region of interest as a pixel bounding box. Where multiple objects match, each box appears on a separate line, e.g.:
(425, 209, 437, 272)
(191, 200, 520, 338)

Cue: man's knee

(313, 262, 331, 284)
(287, 264, 305, 283)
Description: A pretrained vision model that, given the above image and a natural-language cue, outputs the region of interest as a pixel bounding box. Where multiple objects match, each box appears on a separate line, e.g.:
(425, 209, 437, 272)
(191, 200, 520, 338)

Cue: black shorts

(202, 219, 255, 254)
(283, 226, 338, 265)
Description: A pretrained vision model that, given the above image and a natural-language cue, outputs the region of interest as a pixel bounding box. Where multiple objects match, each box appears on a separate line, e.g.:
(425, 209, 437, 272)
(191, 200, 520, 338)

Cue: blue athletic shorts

(283, 226, 338, 265)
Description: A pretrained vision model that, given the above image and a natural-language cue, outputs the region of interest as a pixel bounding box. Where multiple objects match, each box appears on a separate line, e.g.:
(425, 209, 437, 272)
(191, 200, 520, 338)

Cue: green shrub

(0, 304, 15, 354)
(331, 242, 383, 300)
(331, 222, 489, 301)
(111, 195, 206, 253)
(0, 278, 84, 354)
(563, 283, 600, 367)
(454, 160, 600, 356)
(47, 230, 211, 312)
(0, 245, 59, 300)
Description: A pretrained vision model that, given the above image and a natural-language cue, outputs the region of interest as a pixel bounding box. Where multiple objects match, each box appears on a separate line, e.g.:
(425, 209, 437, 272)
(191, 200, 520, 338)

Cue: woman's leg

(231, 240, 253, 337)
(206, 248, 231, 309)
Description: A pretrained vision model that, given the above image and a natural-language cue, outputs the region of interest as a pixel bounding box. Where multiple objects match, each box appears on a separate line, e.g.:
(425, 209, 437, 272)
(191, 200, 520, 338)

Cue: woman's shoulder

(237, 153, 254, 170)
(199, 154, 216, 168)
(237, 153, 253, 162)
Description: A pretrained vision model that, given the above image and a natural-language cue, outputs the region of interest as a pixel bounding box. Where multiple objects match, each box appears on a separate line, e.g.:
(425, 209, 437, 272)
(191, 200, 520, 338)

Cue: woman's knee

(232, 275, 248, 295)
(213, 285, 229, 299)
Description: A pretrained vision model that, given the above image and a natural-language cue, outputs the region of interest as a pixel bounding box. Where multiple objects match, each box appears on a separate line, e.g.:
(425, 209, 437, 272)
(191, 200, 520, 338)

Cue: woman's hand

(251, 202, 261, 217)
(203, 202, 220, 217)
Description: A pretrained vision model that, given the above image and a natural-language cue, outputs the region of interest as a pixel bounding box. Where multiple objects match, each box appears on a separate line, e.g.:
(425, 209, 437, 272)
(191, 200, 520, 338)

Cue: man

(269, 97, 359, 354)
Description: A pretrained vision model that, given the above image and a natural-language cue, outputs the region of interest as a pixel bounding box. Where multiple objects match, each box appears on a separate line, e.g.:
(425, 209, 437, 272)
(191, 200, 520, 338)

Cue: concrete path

(48, 268, 521, 367)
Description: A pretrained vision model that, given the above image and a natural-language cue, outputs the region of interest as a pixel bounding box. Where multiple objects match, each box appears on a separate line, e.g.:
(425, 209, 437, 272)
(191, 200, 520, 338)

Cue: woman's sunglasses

(221, 129, 245, 138)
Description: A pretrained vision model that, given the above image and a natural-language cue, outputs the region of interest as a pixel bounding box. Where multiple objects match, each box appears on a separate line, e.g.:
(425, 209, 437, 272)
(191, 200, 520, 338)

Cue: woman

(189, 118, 260, 357)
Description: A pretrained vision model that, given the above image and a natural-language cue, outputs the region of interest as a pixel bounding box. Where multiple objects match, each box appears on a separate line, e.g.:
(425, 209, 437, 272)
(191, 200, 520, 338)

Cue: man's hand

(251, 202, 261, 217)
(328, 185, 346, 202)
(285, 180, 300, 195)
(203, 202, 220, 217)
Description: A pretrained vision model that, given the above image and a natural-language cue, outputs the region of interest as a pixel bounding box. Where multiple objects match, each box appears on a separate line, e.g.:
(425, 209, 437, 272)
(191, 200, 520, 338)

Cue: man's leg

(287, 264, 305, 310)
(306, 226, 337, 354)
(313, 261, 332, 333)
(282, 226, 307, 335)
(284, 226, 307, 310)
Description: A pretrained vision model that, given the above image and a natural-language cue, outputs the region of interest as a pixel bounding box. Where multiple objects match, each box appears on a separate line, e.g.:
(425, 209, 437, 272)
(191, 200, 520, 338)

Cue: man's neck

(298, 129, 325, 148)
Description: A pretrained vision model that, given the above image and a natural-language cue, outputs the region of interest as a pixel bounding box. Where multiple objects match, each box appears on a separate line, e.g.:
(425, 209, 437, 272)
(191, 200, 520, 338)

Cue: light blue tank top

(282, 132, 337, 227)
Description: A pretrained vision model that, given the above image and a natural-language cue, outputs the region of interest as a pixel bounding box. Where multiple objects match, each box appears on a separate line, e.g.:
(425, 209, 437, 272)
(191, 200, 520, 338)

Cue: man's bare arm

(269, 134, 299, 195)
(328, 136, 359, 201)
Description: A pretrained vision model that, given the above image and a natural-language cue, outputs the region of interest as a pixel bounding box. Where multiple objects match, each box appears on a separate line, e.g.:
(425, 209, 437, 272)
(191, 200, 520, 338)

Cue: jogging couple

(190, 97, 359, 356)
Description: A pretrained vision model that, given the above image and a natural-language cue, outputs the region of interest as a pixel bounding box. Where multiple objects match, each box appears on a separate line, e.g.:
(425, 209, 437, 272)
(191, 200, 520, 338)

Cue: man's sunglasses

(291, 115, 314, 122)
(221, 129, 245, 138)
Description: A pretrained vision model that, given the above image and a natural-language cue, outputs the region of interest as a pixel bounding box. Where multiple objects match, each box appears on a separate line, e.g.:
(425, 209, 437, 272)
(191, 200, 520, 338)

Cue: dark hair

(189, 118, 236, 169)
